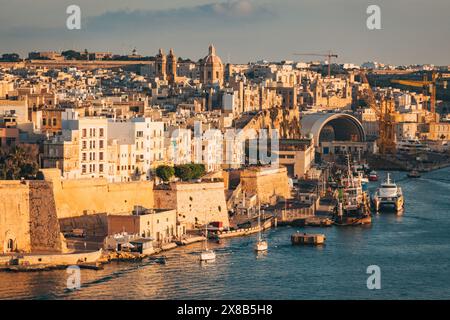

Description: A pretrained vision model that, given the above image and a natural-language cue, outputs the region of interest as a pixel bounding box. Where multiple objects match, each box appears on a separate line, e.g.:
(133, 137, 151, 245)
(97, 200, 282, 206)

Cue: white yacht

(200, 221, 216, 262)
(254, 200, 268, 252)
(372, 173, 404, 212)
(397, 139, 430, 154)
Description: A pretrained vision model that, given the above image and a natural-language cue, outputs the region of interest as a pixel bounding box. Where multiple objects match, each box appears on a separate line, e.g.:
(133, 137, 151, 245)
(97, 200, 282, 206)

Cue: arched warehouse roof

(300, 113, 366, 146)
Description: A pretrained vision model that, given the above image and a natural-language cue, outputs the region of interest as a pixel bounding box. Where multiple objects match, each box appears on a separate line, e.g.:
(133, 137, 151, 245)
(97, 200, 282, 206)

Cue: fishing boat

(372, 173, 404, 212)
(333, 157, 372, 226)
(254, 199, 268, 252)
(368, 171, 378, 181)
(200, 219, 216, 262)
(407, 170, 421, 178)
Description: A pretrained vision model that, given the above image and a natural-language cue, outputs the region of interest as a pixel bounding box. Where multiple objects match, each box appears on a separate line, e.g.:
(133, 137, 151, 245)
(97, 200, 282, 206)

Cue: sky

(1, 0, 449, 65)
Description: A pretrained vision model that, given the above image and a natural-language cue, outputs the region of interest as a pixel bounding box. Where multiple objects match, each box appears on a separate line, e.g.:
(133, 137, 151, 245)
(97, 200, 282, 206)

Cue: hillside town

(1, 46, 450, 268)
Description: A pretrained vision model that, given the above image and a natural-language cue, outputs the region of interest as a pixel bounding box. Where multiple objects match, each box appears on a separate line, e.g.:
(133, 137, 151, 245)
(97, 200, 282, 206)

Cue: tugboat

(372, 173, 404, 212)
(368, 171, 378, 182)
(333, 158, 372, 226)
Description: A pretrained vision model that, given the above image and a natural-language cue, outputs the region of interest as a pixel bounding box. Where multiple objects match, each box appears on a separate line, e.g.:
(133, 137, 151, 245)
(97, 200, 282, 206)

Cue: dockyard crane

(293, 51, 338, 79)
(360, 71, 397, 154)
(391, 71, 447, 123)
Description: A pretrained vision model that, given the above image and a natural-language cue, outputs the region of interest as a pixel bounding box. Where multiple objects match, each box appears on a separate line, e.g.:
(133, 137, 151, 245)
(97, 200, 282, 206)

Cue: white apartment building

(108, 117, 165, 180)
(45, 112, 109, 179)
(107, 139, 137, 182)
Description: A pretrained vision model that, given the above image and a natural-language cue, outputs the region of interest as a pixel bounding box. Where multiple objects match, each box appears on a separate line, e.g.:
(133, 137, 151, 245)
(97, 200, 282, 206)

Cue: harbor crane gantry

(360, 71, 397, 155)
(293, 51, 338, 79)
(391, 71, 448, 123)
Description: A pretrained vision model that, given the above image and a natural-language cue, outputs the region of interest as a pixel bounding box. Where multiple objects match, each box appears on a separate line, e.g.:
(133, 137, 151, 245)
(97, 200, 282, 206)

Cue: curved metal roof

(300, 112, 366, 146)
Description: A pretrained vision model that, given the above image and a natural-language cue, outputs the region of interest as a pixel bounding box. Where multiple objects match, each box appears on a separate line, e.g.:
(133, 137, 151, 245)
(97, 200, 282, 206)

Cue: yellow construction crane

(391, 71, 447, 122)
(293, 51, 338, 79)
(360, 71, 397, 154)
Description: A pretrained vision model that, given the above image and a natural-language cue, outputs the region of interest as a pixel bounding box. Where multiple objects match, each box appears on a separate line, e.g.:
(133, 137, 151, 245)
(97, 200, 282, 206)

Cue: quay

(214, 217, 274, 239)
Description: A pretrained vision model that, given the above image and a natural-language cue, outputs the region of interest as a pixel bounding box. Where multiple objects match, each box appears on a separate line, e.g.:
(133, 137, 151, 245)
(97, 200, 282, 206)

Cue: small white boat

(254, 199, 268, 252)
(255, 240, 268, 252)
(200, 249, 216, 261)
(200, 219, 216, 261)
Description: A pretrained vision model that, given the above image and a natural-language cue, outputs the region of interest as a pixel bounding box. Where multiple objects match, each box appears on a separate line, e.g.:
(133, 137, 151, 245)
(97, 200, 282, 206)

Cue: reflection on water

(1, 168, 450, 299)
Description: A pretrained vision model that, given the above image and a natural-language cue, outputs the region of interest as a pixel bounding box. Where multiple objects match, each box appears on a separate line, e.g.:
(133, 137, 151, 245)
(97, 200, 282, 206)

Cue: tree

(61, 50, 82, 60)
(0, 53, 21, 62)
(174, 163, 206, 181)
(188, 163, 205, 179)
(0, 145, 39, 180)
(156, 165, 175, 182)
(174, 164, 193, 181)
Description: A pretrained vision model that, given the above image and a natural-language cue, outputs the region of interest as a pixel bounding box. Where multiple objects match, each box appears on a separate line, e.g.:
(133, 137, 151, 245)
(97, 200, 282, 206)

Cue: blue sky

(1, 0, 449, 65)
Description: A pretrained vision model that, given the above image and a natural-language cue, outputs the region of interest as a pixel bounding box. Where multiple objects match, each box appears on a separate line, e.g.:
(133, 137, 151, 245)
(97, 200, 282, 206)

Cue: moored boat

(368, 171, 378, 181)
(372, 173, 404, 212)
(333, 157, 372, 226)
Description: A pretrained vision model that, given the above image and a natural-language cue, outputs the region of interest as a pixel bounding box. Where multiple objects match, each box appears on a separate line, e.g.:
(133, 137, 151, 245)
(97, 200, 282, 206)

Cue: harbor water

(1, 168, 450, 300)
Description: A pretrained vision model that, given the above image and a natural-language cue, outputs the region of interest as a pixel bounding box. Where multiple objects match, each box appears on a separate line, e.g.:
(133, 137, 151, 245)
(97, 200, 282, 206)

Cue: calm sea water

(1, 168, 450, 300)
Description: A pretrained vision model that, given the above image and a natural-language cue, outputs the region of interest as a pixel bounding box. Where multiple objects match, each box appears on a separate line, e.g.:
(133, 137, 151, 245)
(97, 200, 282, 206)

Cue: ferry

(397, 139, 430, 154)
(372, 173, 404, 212)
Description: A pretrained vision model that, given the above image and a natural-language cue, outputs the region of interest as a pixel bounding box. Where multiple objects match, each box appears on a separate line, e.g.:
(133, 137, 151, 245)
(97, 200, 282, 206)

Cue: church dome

(203, 44, 223, 66)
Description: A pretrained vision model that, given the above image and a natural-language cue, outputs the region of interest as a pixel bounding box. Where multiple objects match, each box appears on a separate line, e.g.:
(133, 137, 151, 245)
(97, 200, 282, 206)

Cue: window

(99, 152, 104, 161)
(82, 129, 87, 138)
(82, 165, 86, 174)
(82, 141, 87, 149)
(99, 140, 104, 149)
(82, 153, 87, 161)
(99, 128, 104, 137)
(99, 164, 104, 173)
(52, 118, 57, 126)
(7, 239, 14, 251)
(43, 118, 47, 126)
(136, 131, 144, 138)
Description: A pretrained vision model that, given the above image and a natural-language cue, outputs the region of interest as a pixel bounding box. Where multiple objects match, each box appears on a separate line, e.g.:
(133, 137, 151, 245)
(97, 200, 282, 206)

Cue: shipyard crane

(391, 71, 447, 122)
(293, 51, 338, 79)
(360, 71, 397, 154)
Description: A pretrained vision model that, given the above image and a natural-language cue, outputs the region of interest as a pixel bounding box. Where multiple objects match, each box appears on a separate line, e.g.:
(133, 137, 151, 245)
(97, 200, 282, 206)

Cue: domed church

(200, 44, 224, 88)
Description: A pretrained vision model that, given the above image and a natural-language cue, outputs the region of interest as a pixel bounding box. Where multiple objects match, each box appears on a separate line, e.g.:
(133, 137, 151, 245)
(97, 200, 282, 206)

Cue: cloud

(212, 0, 256, 16)
(85, 0, 274, 33)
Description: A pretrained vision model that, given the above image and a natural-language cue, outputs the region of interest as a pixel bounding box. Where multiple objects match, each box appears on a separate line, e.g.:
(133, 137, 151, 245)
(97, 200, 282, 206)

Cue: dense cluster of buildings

(1, 46, 450, 255)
